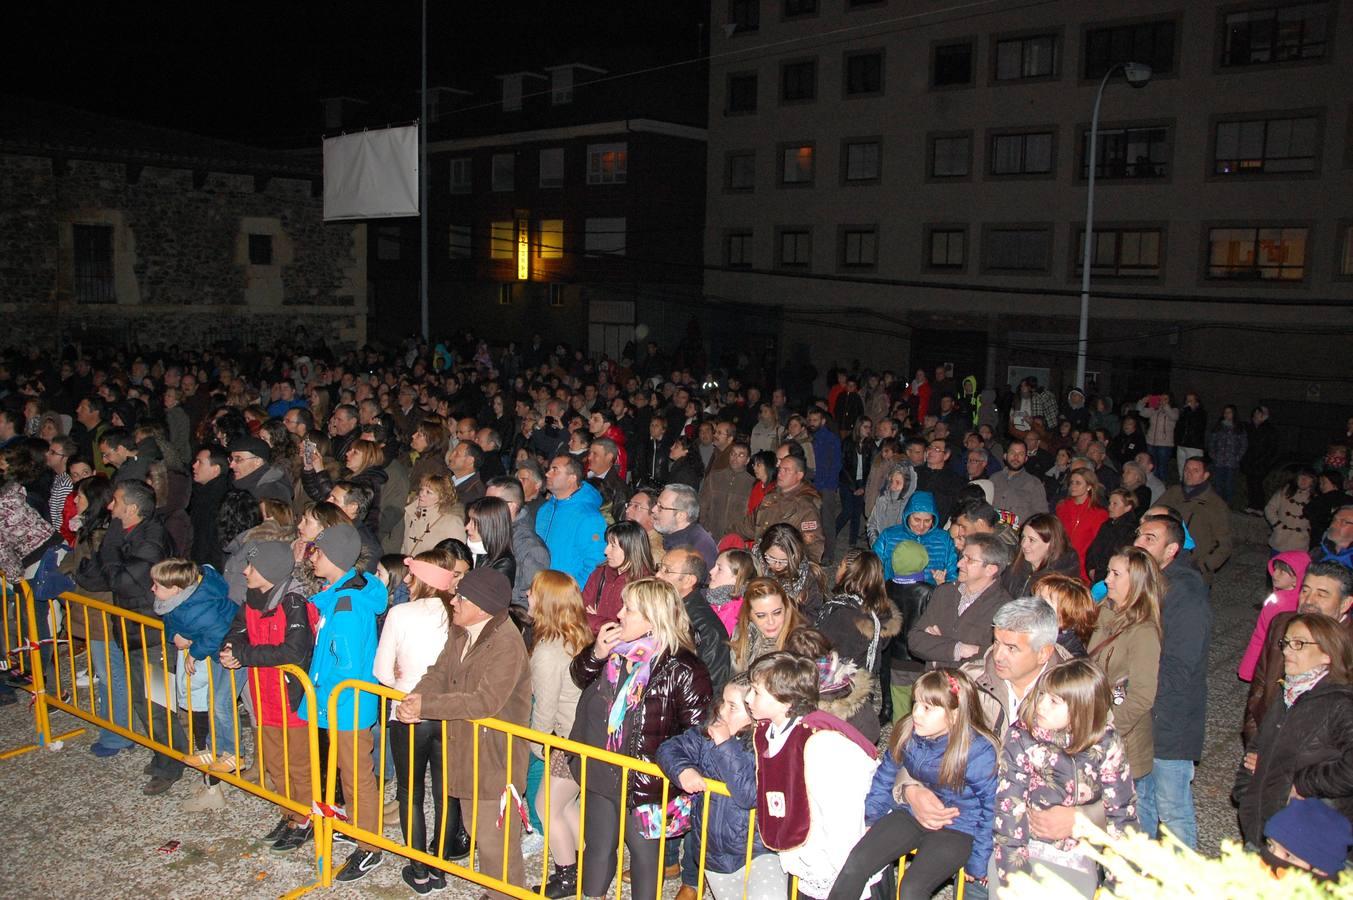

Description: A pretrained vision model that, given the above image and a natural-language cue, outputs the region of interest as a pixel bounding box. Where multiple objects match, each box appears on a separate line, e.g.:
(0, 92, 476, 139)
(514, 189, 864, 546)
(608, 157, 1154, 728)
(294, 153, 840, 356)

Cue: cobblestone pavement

(0, 515, 1265, 898)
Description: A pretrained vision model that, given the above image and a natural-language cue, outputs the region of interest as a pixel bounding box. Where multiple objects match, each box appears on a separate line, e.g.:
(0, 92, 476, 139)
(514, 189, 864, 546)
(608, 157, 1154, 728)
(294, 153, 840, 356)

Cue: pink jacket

(1238, 550, 1311, 681)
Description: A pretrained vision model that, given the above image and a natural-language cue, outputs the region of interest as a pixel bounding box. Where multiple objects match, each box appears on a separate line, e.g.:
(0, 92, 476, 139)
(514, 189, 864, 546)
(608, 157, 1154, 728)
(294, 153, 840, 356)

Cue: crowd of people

(0, 334, 1351, 896)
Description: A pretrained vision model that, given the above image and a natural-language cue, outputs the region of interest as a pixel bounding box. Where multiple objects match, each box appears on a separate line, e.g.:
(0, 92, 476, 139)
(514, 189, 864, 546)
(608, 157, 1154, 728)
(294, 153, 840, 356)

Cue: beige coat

(528, 637, 583, 759)
(1089, 604, 1160, 779)
(414, 611, 532, 799)
(402, 501, 467, 556)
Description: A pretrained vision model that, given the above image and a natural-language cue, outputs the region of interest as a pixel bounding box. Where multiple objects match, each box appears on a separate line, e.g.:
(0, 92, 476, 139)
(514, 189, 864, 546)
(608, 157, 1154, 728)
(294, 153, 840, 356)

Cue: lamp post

(1076, 61, 1152, 391)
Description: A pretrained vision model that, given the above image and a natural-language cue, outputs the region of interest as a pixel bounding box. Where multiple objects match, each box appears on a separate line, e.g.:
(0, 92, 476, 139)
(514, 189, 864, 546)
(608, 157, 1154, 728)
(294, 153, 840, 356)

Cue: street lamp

(1075, 61, 1152, 391)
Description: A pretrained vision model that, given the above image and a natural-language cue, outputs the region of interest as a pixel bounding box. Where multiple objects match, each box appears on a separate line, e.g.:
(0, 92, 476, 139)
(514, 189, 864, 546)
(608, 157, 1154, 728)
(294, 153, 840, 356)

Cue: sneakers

(74, 669, 98, 689)
(182, 782, 227, 812)
(401, 862, 440, 896)
(263, 817, 291, 843)
(334, 848, 383, 883)
(89, 741, 125, 758)
(270, 822, 313, 854)
(332, 830, 357, 848)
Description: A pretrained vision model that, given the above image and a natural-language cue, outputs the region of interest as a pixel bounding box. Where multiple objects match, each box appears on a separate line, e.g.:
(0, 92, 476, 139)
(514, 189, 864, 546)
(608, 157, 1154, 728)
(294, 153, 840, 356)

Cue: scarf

(604, 634, 660, 751)
(705, 583, 736, 610)
(1181, 481, 1209, 501)
(1282, 666, 1327, 708)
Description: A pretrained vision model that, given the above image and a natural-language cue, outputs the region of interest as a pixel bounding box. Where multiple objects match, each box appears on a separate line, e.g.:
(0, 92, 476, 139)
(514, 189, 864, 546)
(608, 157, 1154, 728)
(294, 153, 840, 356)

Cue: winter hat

(457, 567, 512, 615)
(969, 478, 995, 505)
(891, 541, 929, 578)
(313, 523, 361, 572)
(230, 435, 271, 461)
(1264, 798, 1353, 876)
(246, 541, 295, 587)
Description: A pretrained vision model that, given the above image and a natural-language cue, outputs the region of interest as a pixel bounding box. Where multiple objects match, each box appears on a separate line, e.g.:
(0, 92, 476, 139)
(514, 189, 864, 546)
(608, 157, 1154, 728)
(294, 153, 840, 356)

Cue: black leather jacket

(570, 645, 712, 805)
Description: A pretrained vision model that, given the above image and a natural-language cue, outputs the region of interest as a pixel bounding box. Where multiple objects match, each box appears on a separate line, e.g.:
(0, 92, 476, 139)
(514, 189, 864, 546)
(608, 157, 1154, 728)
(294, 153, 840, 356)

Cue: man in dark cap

(219, 541, 316, 853)
(399, 568, 532, 900)
(227, 435, 293, 502)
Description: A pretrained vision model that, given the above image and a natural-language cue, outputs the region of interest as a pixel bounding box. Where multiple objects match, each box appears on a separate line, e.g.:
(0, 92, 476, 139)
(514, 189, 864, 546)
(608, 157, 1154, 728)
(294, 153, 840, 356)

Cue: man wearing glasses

(44, 436, 77, 531)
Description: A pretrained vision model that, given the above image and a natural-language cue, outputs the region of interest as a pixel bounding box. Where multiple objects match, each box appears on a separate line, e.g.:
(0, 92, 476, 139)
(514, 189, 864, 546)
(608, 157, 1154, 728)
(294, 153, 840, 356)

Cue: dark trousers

(390, 718, 447, 856)
(121, 640, 187, 780)
(581, 789, 662, 900)
(826, 808, 972, 900)
(1245, 471, 1267, 509)
(837, 487, 865, 545)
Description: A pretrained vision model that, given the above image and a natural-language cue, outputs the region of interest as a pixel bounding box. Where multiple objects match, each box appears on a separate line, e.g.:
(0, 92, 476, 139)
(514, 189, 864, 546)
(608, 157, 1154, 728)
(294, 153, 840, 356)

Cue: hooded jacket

(1238, 550, 1311, 683)
(657, 728, 766, 875)
(535, 480, 608, 589)
(223, 576, 317, 727)
(865, 461, 917, 544)
(156, 565, 235, 660)
(301, 567, 388, 731)
(873, 491, 957, 582)
(816, 651, 882, 744)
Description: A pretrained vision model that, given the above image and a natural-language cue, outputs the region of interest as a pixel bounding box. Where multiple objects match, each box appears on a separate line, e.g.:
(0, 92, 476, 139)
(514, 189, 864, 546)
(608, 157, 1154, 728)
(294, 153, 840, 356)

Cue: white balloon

(634, 323, 650, 340)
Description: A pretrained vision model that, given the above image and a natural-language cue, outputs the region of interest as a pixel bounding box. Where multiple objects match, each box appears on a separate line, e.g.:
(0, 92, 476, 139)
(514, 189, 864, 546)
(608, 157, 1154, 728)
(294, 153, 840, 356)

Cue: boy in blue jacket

(300, 523, 389, 883)
(873, 492, 957, 584)
(149, 559, 240, 775)
(657, 676, 786, 900)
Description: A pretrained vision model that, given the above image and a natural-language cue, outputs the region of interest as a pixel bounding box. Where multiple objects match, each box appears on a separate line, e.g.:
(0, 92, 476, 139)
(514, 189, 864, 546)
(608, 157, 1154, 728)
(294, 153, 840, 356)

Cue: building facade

(0, 98, 368, 353)
(704, 0, 1353, 413)
(365, 63, 709, 360)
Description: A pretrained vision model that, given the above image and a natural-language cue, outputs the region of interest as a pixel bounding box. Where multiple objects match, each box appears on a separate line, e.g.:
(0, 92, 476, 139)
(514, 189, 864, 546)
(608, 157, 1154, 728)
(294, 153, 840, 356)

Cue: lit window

(539, 220, 564, 259)
(1214, 116, 1318, 174)
(995, 35, 1058, 80)
(1207, 227, 1307, 280)
(1076, 228, 1162, 277)
(490, 221, 514, 260)
(584, 218, 626, 256)
(539, 148, 564, 188)
(780, 145, 814, 185)
(587, 143, 628, 185)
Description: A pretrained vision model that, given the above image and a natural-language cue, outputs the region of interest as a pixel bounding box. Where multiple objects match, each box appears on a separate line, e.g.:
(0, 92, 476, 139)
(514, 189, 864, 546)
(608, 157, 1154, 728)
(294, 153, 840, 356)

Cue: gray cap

(458, 568, 512, 616)
(313, 523, 361, 572)
(246, 541, 294, 587)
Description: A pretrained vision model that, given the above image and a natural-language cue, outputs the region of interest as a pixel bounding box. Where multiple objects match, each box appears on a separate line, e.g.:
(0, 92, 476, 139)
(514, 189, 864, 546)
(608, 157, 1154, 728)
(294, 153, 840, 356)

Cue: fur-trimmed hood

(817, 652, 875, 722)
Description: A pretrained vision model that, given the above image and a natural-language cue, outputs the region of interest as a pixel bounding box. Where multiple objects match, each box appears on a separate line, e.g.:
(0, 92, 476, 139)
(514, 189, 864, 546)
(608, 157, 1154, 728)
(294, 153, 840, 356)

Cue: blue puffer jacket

(534, 481, 607, 589)
(865, 727, 998, 879)
(301, 567, 388, 731)
(656, 728, 766, 874)
(873, 492, 957, 583)
(161, 566, 235, 661)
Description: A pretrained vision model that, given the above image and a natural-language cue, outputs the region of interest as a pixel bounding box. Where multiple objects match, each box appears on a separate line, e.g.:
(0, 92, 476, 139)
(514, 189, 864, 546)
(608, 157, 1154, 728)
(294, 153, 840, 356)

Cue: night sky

(11, 0, 708, 148)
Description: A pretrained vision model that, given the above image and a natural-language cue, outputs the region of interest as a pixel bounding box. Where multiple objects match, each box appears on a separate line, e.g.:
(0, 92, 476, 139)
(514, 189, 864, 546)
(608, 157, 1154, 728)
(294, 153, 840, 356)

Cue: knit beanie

(1264, 797, 1353, 877)
(891, 541, 930, 578)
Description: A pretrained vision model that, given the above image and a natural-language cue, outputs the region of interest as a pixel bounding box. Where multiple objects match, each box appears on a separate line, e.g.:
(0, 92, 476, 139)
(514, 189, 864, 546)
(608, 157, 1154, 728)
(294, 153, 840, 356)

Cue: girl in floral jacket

(993, 659, 1138, 897)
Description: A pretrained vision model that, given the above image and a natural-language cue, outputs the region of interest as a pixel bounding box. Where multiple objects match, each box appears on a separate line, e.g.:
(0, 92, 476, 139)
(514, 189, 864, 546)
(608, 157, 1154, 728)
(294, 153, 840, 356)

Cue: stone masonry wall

(0, 153, 367, 351)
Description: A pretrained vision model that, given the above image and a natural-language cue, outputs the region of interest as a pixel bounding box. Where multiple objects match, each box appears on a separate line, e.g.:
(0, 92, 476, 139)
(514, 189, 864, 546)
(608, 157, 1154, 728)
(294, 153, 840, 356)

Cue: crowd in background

(0, 331, 1351, 895)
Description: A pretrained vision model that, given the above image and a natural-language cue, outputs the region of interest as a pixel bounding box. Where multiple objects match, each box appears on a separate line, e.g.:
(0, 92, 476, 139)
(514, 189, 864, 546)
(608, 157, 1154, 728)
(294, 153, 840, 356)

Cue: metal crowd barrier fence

(322, 679, 966, 900)
(20, 587, 327, 892)
(0, 578, 86, 759)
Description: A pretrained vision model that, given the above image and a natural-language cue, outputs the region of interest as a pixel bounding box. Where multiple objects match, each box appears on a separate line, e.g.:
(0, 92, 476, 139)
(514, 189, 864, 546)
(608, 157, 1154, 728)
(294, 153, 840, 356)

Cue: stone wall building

(0, 97, 367, 354)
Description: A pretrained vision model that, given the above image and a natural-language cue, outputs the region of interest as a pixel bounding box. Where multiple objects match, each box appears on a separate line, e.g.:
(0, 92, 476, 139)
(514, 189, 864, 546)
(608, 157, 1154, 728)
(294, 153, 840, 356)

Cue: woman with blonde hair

(1056, 468, 1108, 581)
(730, 577, 804, 673)
(402, 473, 466, 556)
(1089, 546, 1163, 783)
(526, 570, 594, 898)
(568, 578, 712, 900)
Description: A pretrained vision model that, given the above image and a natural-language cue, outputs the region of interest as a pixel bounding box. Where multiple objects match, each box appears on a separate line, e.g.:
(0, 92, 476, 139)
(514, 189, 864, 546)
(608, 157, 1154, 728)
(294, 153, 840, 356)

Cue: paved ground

(0, 515, 1266, 898)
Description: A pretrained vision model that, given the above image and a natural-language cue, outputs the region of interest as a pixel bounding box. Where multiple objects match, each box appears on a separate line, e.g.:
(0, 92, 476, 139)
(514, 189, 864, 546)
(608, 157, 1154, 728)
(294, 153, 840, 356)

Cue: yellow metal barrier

(32, 588, 327, 894)
(0, 579, 85, 759)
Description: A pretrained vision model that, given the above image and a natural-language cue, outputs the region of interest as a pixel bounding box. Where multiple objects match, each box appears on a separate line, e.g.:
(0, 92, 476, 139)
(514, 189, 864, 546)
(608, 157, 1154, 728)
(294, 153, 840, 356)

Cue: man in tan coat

(399, 568, 531, 899)
(698, 440, 754, 543)
(751, 452, 823, 561)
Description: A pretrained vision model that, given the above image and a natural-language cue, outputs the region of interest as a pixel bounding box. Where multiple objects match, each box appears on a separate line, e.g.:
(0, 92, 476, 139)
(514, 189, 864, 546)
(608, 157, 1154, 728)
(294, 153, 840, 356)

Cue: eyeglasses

(654, 504, 680, 513)
(763, 555, 790, 567)
(656, 565, 691, 577)
(1279, 638, 1319, 651)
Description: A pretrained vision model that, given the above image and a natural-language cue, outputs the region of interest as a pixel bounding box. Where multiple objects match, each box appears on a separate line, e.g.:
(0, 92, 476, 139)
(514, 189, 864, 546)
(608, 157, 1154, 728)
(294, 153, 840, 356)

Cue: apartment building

(704, 0, 1353, 408)
(367, 63, 707, 358)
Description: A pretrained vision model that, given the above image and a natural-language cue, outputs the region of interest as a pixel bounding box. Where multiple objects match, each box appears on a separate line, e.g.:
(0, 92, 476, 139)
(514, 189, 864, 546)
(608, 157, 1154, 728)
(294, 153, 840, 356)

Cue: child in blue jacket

(657, 676, 786, 900)
(826, 669, 998, 900)
(149, 559, 240, 794)
(873, 492, 957, 584)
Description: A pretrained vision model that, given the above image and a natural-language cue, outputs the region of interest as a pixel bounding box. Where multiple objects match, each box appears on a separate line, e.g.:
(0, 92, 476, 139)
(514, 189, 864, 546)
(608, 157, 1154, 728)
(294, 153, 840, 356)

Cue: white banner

(323, 125, 420, 221)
